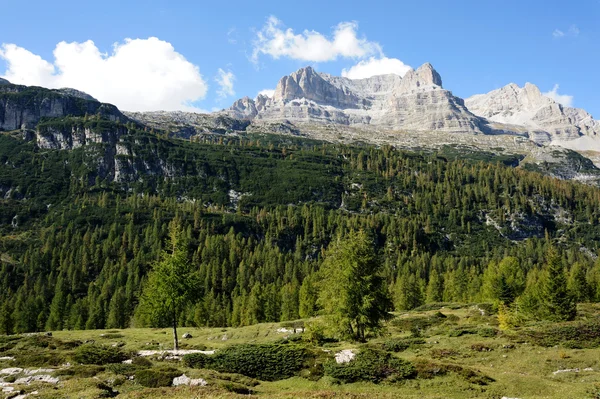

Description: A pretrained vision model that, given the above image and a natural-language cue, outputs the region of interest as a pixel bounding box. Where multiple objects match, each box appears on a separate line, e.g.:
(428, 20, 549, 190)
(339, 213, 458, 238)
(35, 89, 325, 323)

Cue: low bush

(54, 365, 105, 378)
(521, 319, 600, 349)
(220, 382, 254, 395)
(16, 352, 65, 367)
(430, 348, 460, 359)
(478, 327, 498, 338)
(135, 367, 181, 388)
(391, 312, 449, 333)
(323, 348, 415, 383)
(184, 343, 308, 381)
(72, 344, 129, 365)
(381, 338, 425, 352)
(99, 333, 124, 340)
(448, 328, 478, 337)
(413, 360, 494, 385)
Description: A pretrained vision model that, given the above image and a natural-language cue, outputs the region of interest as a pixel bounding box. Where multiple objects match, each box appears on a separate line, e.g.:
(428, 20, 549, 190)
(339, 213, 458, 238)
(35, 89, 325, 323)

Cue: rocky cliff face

(224, 63, 486, 134)
(466, 83, 600, 145)
(0, 83, 124, 131)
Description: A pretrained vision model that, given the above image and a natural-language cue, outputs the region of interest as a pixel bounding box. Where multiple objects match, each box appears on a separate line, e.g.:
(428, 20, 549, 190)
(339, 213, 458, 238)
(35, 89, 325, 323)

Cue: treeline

(1, 125, 600, 333)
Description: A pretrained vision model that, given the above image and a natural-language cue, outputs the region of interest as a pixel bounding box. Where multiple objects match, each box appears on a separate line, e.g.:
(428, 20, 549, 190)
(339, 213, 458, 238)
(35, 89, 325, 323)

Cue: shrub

(323, 348, 415, 383)
(413, 360, 494, 385)
(72, 344, 129, 365)
(184, 343, 308, 381)
(448, 328, 477, 337)
(131, 356, 153, 367)
(99, 333, 124, 340)
(220, 382, 254, 395)
(134, 367, 181, 388)
(478, 327, 498, 338)
(17, 352, 65, 367)
(521, 319, 600, 349)
(381, 338, 425, 352)
(54, 365, 105, 378)
(430, 348, 460, 359)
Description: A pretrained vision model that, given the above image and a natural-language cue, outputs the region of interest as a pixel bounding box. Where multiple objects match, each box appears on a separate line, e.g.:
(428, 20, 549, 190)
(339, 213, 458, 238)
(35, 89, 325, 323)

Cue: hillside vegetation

(1, 117, 600, 334)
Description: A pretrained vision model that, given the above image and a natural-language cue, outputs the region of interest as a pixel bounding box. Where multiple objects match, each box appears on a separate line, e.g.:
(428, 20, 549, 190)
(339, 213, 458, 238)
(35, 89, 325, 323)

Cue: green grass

(4, 306, 600, 398)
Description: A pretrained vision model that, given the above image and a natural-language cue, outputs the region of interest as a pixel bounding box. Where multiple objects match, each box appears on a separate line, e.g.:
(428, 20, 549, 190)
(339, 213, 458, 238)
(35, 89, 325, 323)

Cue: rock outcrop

(224, 63, 486, 134)
(466, 83, 600, 145)
(0, 83, 124, 131)
(0, 78, 10, 85)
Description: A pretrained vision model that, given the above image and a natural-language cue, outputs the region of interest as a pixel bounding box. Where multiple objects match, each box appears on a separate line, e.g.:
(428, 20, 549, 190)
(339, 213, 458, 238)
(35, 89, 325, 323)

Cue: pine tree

(137, 220, 200, 350)
(541, 247, 576, 321)
(318, 230, 392, 341)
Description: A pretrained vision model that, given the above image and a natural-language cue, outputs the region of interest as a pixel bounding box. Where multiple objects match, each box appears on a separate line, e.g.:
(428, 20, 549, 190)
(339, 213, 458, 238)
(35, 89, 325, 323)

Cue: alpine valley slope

(125, 63, 600, 182)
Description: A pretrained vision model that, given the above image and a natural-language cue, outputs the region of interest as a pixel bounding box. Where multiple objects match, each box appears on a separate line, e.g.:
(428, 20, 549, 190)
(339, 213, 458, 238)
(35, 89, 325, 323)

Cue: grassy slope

(3, 305, 600, 398)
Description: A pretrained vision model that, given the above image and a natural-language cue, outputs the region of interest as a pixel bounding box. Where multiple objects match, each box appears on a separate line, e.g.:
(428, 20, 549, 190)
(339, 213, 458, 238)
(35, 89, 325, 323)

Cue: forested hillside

(1, 117, 600, 334)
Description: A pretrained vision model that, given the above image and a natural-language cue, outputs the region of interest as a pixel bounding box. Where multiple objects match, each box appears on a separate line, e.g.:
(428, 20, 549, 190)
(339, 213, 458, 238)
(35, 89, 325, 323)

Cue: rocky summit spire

(0, 77, 10, 85)
(398, 63, 443, 93)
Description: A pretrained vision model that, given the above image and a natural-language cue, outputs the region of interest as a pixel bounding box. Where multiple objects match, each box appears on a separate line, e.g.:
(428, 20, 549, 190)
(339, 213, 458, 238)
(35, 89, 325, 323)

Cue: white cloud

(216, 68, 235, 99)
(252, 16, 382, 63)
(0, 38, 208, 112)
(553, 25, 580, 39)
(341, 56, 412, 79)
(543, 84, 573, 107)
(257, 89, 274, 98)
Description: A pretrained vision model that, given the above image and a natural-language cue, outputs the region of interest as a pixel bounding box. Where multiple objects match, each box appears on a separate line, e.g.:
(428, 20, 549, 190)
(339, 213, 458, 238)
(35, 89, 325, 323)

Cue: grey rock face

(0, 83, 124, 131)
(0, 78, 10, 85)
(55, 88, 98, 102)
(466, 83, 600, 143)
(225, 63, 486, 134)
(125, 110, 250, 138)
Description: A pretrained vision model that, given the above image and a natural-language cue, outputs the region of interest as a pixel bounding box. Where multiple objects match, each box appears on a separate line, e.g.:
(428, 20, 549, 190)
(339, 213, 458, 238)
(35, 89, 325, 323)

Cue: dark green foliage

(220, 382, 254, 395)
(414, 360, 494, 385)
(390, 312, 449, 333)
(323, 348, 415, 383)
(134, 367, 181, 388)
(540, 247, 577, 321)
(16, 352, 65, 367)
(318, 230, 393, 341)
(72, 344, 129, 365)
(521, 319, 600, 349)
(54, 365, 105, 378)
(99, 333, 124, 340)
(184, 343, 308, 381)
(381, 338, 425, 352)
(1, 118, 600, 334)
(477, 327, 498, 338)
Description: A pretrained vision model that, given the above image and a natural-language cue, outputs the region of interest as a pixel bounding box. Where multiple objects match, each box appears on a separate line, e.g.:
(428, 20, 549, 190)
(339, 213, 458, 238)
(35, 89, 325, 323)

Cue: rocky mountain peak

(0, 78, 10, 85)
(398, 63, 443, 93)
(228, 96, 258, 120)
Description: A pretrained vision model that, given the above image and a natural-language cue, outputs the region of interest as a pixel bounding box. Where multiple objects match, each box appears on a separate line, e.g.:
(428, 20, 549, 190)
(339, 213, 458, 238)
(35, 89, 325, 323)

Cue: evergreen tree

(318, 230, 392, 341)
(540, 247, 576, 321)
(137, 220, 199, 350)
(299, 276, 318, 318)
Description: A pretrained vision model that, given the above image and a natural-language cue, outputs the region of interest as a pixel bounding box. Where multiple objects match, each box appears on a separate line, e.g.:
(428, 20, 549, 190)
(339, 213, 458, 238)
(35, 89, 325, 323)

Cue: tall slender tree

(318, 230, 392, 341)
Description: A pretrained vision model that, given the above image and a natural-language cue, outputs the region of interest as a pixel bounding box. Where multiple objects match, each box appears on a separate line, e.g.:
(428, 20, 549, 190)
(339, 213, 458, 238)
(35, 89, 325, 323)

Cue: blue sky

(1, 0, 599, 116)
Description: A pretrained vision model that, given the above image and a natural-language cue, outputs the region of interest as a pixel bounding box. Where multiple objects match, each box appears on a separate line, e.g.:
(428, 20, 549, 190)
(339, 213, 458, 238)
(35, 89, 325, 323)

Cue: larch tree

(318, 230, 392, 342)
(137, 218, 199, 350)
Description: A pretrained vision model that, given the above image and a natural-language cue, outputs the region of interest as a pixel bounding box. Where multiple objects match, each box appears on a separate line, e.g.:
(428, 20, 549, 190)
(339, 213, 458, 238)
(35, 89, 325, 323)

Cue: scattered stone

(172, 374, 207, 387)
(0, 357, 15, 361)
(335, 350, 356, 364)
(221, 335, 228, 341)
(0, 368, 23, 376)
(137, 349, 215, 359)
(122, 359, 133, 364)
(182, 333, 193, 339)
(552, 368, 594, 375)
(14, 375, 59, 385)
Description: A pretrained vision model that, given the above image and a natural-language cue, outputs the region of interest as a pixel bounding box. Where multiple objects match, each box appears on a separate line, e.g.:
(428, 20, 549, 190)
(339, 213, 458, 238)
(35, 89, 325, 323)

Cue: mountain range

(2, 63, 600, 182)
